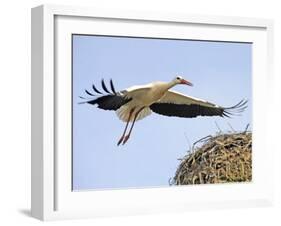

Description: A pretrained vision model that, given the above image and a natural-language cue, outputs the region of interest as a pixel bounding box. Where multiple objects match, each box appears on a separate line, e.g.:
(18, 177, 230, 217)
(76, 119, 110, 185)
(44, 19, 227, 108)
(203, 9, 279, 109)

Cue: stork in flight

(79, 76, 247, 145)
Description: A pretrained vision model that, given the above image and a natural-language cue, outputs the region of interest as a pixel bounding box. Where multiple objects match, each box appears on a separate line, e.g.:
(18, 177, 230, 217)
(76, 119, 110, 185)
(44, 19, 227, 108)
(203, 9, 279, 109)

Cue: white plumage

(116, 105, 152, 122)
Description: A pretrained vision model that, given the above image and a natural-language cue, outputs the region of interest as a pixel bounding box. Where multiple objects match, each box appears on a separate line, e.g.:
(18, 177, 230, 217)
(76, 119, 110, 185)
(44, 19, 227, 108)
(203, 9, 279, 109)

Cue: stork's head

(173, 76, 193, 86)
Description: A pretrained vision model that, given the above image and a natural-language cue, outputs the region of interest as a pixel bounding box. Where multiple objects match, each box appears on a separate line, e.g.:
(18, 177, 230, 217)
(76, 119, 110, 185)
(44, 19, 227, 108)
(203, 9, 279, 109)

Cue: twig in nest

(215, 121, 222, 133)
(244, 123, 250, 133)
(227, 122, 235, 132)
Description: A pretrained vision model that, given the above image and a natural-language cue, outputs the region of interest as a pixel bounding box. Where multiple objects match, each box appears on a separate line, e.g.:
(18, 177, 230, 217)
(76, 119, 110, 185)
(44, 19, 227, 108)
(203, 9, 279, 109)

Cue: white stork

(79, 76, 247, 145)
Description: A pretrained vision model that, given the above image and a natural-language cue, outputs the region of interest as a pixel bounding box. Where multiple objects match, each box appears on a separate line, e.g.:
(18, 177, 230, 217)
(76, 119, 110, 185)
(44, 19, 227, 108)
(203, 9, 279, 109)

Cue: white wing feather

(123, 86, 152, 99)
(158, 90, 220, 108)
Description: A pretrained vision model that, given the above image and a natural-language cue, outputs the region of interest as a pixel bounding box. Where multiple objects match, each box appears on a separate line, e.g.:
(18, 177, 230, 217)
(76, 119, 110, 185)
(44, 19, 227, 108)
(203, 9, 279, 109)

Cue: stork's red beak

(181, 79, 193, 86)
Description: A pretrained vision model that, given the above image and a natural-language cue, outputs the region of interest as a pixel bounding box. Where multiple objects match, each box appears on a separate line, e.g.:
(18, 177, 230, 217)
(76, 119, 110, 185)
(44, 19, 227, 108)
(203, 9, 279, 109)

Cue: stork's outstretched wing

(149, 90, 247, 118)
(79, 79, 132, 111)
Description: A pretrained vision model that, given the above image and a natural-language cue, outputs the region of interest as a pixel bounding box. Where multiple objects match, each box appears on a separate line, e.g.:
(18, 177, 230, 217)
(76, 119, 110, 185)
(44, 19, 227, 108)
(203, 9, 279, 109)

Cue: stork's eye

(176, 77, 181, 80)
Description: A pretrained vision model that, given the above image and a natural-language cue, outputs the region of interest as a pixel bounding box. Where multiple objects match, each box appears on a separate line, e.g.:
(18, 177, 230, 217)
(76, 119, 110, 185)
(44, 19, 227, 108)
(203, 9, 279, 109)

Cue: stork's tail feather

(78, 79, 117, 104)
(222, 99, 248, 118)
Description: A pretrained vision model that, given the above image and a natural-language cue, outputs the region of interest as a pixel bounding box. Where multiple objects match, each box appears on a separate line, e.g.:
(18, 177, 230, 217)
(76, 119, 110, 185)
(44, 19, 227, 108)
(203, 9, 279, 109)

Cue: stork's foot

(117, 136, 124, 146)
(122, 135, 130, 145)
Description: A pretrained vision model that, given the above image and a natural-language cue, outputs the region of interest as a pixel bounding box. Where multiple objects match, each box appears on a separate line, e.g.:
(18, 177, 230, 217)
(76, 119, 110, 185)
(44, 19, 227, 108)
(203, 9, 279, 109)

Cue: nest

(172, 131, 252, 185)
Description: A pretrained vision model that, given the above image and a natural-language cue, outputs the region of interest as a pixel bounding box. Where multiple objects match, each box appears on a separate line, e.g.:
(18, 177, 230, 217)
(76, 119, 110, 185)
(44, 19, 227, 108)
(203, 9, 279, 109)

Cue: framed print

(31, 4, 274, 221)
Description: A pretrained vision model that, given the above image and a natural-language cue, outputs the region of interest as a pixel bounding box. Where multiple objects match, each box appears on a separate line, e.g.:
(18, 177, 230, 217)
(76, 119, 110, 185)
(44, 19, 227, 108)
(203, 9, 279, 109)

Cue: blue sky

(72, 35, 252, 190)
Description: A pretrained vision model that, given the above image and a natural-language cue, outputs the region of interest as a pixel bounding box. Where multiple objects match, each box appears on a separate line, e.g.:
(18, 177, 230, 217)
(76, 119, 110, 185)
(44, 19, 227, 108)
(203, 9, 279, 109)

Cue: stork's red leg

(117, 108, 134, 146)
(122, 107, 145, 145)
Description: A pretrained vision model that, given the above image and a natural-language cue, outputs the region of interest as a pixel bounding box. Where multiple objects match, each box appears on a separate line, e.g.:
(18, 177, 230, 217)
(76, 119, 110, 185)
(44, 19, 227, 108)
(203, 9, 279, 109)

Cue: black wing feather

(87, 95, 131, 111)
(85, 89, 95, 96)
(80, 79, 131, 111)
(110, 79, 116, 94)
(101, 79, 110, 93)
(149, 100, 247, 118)
(92, 84, 103, 94)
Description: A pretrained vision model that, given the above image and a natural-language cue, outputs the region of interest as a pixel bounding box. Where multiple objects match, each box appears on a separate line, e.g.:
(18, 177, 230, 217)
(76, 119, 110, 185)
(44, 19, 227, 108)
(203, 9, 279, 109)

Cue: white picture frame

(31, 4, 274, 221)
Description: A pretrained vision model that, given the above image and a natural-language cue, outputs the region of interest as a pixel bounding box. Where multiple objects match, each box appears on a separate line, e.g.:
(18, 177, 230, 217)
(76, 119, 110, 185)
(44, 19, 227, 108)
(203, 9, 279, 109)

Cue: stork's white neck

(166, 80, 178, 90)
